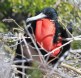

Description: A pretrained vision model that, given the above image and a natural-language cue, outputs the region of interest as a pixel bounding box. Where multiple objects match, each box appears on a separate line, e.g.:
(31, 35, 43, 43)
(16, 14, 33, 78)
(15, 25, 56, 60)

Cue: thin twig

(14, 69, 27, 77)
(61, 62, 81, 75)
(23, 21, 47, 67)
(44, 40, 73, 57)
(45, 50, 70, 77)
(12, 65, 49, 73)
(2, 18, 24, 31)
(44, 35, 81, 57)
(58, 17, 74, 38)
(22, 35, 33, 59)
(20, 39, 25, 78)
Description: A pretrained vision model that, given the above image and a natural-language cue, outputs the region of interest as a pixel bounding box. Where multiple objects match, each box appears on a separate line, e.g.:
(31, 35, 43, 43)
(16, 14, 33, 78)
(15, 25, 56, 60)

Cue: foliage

(9, 0, 57, 15)
(72, 41, 81, 49)
(0, 22, 8, 32)
(27, 62, 43, 78)
(0, 0, 12, 19)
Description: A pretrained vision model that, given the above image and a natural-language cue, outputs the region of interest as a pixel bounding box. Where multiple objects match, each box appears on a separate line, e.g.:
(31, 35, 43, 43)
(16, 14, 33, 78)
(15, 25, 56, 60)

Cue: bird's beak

(26, 13, 46, 22)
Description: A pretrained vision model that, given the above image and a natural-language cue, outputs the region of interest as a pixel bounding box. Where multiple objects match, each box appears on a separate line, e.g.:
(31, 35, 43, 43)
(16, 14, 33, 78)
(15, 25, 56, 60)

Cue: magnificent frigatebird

(15, 7, 72, 78)
(26, 7, 72, 55)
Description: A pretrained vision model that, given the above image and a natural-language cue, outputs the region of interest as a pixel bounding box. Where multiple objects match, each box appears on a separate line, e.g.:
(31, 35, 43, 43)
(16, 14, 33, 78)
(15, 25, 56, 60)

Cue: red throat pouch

(35, 18, 62, 57)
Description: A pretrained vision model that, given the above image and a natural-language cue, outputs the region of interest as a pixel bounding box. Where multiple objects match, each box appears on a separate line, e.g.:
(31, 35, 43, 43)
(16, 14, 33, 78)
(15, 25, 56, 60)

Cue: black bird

(15, 7, 72, 77)
(26, 7, 60, 43)
(26, 7, 73, 63)
(26, 7, 72, 51)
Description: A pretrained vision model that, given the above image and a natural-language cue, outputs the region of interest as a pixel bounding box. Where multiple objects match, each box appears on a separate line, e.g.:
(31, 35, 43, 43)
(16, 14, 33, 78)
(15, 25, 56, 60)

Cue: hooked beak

(26, 13, 46, 22)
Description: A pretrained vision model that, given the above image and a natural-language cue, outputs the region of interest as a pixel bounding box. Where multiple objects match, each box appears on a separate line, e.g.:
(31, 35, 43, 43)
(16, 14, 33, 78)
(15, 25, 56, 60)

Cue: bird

(15, 7, 72, 78)
(26, 7, 72, 58)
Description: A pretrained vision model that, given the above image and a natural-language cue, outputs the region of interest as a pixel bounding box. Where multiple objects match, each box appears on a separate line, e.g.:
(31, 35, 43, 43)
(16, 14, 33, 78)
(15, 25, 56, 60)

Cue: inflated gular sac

(15, 7, 72, 78)
(35, 18, 62, 57)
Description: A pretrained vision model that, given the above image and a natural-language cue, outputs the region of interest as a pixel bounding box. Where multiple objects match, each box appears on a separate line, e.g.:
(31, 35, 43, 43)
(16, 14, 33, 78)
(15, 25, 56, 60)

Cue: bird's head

(42, 7, 58, 21)
(26, 7, 58, 23)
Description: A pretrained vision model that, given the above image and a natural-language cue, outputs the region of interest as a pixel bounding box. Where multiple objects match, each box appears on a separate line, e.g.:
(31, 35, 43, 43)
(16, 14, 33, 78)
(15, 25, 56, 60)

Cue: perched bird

(26, 7, 72, 58)
(15, 7, 72, 78)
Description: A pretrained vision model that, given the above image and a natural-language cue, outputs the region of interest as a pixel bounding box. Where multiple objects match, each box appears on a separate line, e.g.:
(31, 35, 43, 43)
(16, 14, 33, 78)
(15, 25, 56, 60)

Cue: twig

(13, 59, 32, 63)
(58, 17, 74, 38)
(44, 35, 81, 57)
(23, 21, 47, 67)
(45, 50, 70, 77)
(22, 35, 33, 59)
(70, 49, 81, 53)
(44, 39, 73, 57)
(2, 18, 24, 31)
(12, 65, 49, 73)
(61, 62, 81, 75)
(12, 65, 35, 69)
(13, 28, 24, 32)
(14, 69, 27, 77)
(4, 45, 15, 55)
(20, 38, 25, 78)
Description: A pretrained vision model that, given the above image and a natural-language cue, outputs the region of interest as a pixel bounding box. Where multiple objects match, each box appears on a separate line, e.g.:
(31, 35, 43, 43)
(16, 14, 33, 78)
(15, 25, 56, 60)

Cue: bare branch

(61, 62, 81, 75)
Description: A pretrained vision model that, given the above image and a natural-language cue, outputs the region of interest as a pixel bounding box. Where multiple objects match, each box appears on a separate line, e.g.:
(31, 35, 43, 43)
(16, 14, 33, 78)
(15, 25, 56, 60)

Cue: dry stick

(44, 29, 81, 57)
(44, 68, 71, 78)
(70, 49, 81, 53)
(75, 35, 81, 38)
(23, 21, 47, 68)
(46, 36, 81, 77)
(14, 69, 28, 77)
(58, 17, 73, 37)
(44, 39, 73, 57)
(12, 65, 37, 69)
(47, 54, 60, 65)
(15, 53, 26, 59)
(13, 28, 24, 32)
(18, 33, 26, 78)
(45, 17, 74, 61)
(22, 35, 33, 59)
(61, 62, 81, 75)
(12, 65, 49, 73)
(45, 33, 81, 77)
(45, 35, 81, 57)
(11, 73, 15, 78)
(45, 50, 70, 78)
(63, 34, 81, 41)
(55, 69, 72, 78)
(20, 40, 25, 78)
(47, 47, 64, 64)
(2, 18, 24, 31)
(13, 59, 32, 64)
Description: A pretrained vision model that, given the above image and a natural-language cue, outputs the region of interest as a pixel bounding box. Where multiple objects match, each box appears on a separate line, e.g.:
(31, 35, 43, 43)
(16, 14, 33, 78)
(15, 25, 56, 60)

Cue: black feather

(42, 7, 58, 21)
(53, 21, 60, 43)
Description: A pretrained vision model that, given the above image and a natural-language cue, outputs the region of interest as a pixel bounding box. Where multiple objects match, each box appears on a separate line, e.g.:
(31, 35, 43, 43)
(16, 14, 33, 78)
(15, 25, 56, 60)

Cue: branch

(23, 21, 47, 66)
(58, 17, 74, 38)
(22, 35, 33, 59)
(44, 34, 81, 57)
(61, 62, 81, 75)
(2, 18, 24, 31)
(70, 49, 81, 53)
(44, 40, 73, 57)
